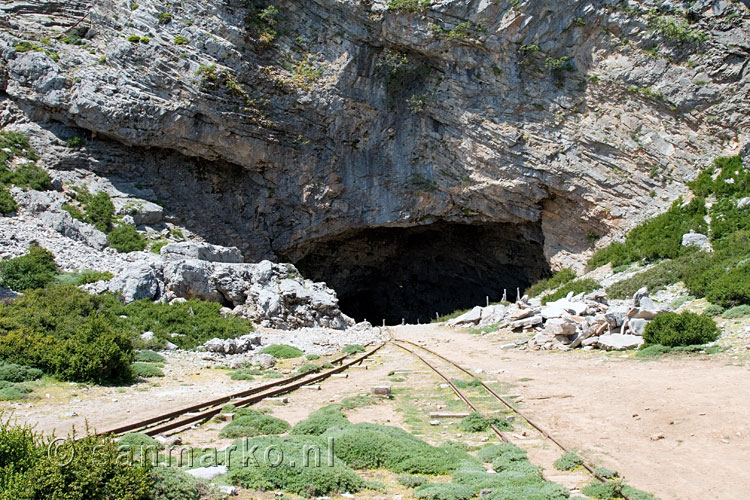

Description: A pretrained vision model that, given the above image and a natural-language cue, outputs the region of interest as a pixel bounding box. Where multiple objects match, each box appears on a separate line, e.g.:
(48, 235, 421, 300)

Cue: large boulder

(161, 242, 243, 263)
(107, 262, 164, 303)
(39, 210, 108, 250)
(596, 334, 644, 351)
(111, 197, 164, 226)
(446, 306, 483, 327)
(682, 231, 712, 252)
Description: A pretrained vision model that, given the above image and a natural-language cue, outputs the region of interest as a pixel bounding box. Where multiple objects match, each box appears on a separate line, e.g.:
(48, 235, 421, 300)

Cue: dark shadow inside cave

(287, 221, 551, 325)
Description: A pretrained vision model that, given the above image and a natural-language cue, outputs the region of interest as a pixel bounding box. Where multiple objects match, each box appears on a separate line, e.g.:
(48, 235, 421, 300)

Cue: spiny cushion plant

(290, 405, 351, 436)
(553, 452, 583, 471)
(219, 409, 290, 438)
(227, 435, 364, 497)
(458, 412, 513, 433)
(260, 344, 303, 359)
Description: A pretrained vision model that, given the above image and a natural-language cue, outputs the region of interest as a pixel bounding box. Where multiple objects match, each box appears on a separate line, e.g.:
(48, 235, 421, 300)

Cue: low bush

(108, 224, 147, 253)
(702, 304, 724, 317)
(458, 412, 512, 433)
(635, 344, 673, 358)
(64, 188, 115, 232)
(54, 269, 114, 286)
(219, 410, 290, 438)
(643, 312, 719, 347)
(525, 269, 577, 298)
(132, 362, 164, 378)
(0, 386, 27, 401)
(342, 344, 365, 355)
(0, 362, 42, 383)
(0, 162, 52, 191)
(151, 467, 202, 500)
(0, 186, 17, 215)
(721, 304, 750, 319)
(297, 363, 322, 375)
(451, 378, 481, 389)
(478, 442, 527, 463)
(121, 298, 253, 349)
(398, 474, 429, 488)
(291, 405, 351, 436)
(340, 395, 373, 410)
(0, 245, 57, 291)
(305, 353, 320, 360)
(322, 422, 473, 474)
(414, 483, 475, 500)
(227, 435, 364, 497)
(118, 432, 163, 460)
(688, 155, 749, 199)
(582, 480, 657, 500)
(133, 350, 165, 363)
(595, 467, 619, 479)
(230, 369, 256, 380)
(541, 279, 600, 305)
(553, 452, 583, 471)
(261, 344, 303, 359)
(587, 197, 707, 270)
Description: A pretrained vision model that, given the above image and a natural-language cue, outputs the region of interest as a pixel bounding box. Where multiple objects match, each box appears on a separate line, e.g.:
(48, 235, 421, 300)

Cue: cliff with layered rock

(0, 0, 748, 321)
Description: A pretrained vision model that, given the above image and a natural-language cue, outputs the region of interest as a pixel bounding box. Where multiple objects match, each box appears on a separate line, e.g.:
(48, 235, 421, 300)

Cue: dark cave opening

(288, 221, 551, 325)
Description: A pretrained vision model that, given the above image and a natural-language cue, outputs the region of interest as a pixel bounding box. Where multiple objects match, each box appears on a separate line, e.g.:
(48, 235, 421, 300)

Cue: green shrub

(150, 241, 168, 254)
(0, 163, 52, 191)
(55, 314, 134, 384)
(127, 34, 141, 43)
(582, 480, 657, 500)
(525, 269, 576, 297)
(477, 443, 526, 463)
(703, 304, 724, 317)
(0, 245, 57, 291)
(451, 378, 481, 389)
(710, 198, 750, 242)
(553, 452, 583, 471)
(4, 430, 153, 499)
(541, 279, 600, 304)
(227, 435, 364, 497)
(0, 131, 37, 166)
(398, 474, 428, 488)
(722, 305, 750, 319)
(133, 350, 165, 363)
(151, 467, 202, 500)
(414, 484, 475, 500)
(173, 35, 189, 45)
(587, 198, 707, 269)
(291, 405, 350, 436)
(0, 186, 17, 215)
(132, 362, 164, 378)
(63, 188, 115, 232)
(0, 362, 42, 382)
(108, 224, 147, 252)
(322, 422, 473, 474)
(342, 344, 365, 355)
(120, 298, 253, 349)
(230, 369, 256, 380)
(689, 155, 748, 199)
(643, 312, 719, 347)
(261, 344, 303, 359)
(387, 0, 432, 13)
(219, 411, 290, 438)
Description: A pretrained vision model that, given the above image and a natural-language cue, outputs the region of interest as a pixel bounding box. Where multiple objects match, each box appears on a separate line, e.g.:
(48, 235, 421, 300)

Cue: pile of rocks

(202, 334, 261, 355)
(86, 242, 356, 330)
(448, 287, 668, 351)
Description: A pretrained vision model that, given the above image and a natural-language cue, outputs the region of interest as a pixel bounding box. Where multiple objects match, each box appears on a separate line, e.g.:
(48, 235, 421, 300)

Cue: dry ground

(3, 324, 749, 500)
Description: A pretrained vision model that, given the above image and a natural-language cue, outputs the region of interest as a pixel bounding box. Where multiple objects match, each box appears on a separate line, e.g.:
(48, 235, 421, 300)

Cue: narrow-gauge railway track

(100, 342, 385, 437)
(392, 336, 633, 499)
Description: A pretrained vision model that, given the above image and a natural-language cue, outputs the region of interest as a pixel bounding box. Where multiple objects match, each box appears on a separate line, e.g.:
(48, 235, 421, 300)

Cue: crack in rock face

(285, 221, 550, 324)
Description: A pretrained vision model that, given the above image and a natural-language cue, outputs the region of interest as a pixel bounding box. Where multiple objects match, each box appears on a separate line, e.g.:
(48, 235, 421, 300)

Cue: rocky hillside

(0, 0, 748, 319)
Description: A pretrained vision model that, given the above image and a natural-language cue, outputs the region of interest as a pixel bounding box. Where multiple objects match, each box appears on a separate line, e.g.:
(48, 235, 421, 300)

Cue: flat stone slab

(185, 466, 227, 480)
(596, 334, 644, 351)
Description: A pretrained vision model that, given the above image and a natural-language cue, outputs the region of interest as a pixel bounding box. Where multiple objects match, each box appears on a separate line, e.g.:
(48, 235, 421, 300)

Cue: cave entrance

(287, 221, 550, 325)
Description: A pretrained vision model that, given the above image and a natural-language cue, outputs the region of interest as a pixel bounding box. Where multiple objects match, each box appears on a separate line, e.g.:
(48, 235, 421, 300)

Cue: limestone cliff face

(1, 0, 748, 270)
